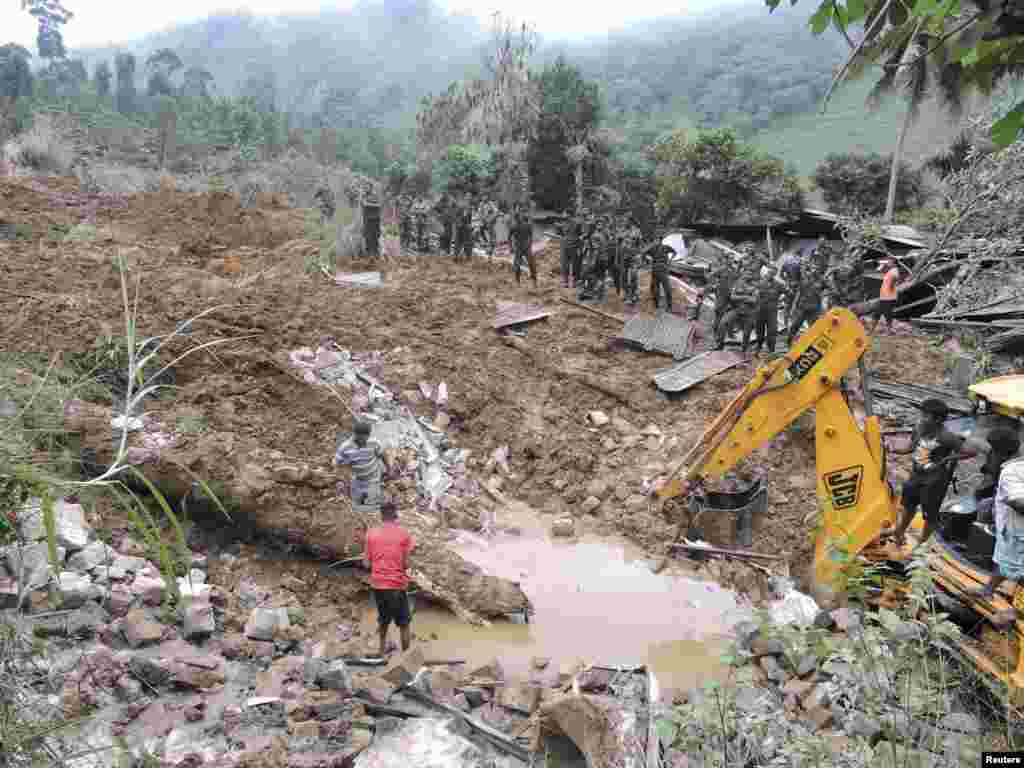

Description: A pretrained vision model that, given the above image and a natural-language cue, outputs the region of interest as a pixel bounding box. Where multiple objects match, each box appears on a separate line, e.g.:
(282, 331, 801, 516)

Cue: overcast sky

(1, 0, 753, 51)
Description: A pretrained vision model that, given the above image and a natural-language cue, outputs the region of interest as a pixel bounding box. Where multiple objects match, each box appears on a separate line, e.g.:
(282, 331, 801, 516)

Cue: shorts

(902, 479, 946, 523)
(876, 299, 897, 321)
(994, 527, 1024, 582)
(373, 588, 411, 628)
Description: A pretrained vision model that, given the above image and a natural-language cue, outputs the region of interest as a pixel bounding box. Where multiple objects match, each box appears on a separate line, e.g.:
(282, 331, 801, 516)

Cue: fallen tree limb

(558, 297, 625, 324)
(909, 318, 1024, 330)
(501, 336, 636, 407)
(668, 543, 786, 561)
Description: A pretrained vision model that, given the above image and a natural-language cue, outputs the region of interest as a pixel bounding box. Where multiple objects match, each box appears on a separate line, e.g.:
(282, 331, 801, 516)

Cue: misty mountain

(68, 0, 848, 137)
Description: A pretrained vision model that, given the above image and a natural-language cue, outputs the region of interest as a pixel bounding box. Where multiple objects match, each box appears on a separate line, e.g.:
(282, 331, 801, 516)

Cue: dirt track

(0, 175, 951, 600)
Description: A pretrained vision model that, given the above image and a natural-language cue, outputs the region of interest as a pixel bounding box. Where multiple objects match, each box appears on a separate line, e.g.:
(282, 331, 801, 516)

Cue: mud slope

(0, 176, 951, 599)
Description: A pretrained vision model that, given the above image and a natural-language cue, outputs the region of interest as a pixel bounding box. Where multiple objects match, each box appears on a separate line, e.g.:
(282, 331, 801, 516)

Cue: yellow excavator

(655, 307, 1024, 698)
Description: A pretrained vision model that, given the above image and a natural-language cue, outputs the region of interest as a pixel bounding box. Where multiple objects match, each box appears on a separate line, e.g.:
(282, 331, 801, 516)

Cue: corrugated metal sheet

(492, 302, 552, 329)
(653, 350, 745, 392)
(621, 313, 696, 360)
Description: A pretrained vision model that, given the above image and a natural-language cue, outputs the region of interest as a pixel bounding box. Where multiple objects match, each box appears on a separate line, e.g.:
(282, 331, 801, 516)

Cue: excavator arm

(657, 308, 902, 590)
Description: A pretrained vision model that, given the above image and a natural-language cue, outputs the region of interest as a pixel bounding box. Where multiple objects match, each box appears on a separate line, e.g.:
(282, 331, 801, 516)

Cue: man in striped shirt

(334, 420, 390, 514)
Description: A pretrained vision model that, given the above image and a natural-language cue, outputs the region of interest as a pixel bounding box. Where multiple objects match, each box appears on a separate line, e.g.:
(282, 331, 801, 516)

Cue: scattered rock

(846, 712, 883, 745)
(498, 681, 541, 714)
(129, 655, 171, 688)
(67, 541, 115, 572)
(67, 600, 109, 638)
(5, 542, 66, 592)
(113, 555, 148, 573)
(318, 660, 353, 694)
(131, 574, 167, 606)
(382, 646, 425, 686)
(796, 653, 818, 678)
(611, 416, 635, 435)
(551, 517, 576, 537)
(183, 600, 215, 640)
(750, 637, 785, 657)
(587, 411, 609, 427)
(759, 655, 788, 684)
(805, 705, 833, 731)
(122, 608, 165, 648)
(167, 653, 226, 689)
(245, 607, 290, 641)
(940, 712, 980, 735)
(19, 498, 90, 551)
(578, 497, 601, 516)
(57, 571, 99, 608)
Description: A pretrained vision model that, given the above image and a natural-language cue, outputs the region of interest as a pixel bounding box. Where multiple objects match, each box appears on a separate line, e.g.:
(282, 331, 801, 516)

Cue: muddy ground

(0, 175, 951, 602)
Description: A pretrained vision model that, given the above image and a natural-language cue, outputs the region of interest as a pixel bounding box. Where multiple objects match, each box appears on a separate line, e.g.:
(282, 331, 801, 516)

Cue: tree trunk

(884, 105, 913, 223)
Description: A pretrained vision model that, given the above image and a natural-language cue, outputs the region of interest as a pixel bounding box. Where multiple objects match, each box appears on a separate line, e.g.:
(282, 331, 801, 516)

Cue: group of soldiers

(559, 209, 651, 306)
(700, 235, 867, 356)
(394, 193, 539, 284)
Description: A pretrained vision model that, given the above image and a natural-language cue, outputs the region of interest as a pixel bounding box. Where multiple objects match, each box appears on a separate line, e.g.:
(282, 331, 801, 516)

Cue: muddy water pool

(357, 503, 746, 698)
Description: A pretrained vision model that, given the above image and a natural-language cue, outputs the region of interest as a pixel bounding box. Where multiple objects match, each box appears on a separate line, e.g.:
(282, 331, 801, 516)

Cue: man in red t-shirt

(363, 500, 414, 656)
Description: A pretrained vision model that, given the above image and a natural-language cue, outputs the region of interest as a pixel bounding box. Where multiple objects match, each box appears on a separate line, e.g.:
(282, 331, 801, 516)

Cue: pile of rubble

(668, 604, 987, 768)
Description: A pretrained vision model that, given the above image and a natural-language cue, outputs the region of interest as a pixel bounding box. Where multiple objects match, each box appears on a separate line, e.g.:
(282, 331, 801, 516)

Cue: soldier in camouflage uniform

(476, 198, 500, 258)
(435, 194, 453, 255)
(510, 203, 536, 286)
(560, 210, 580, 288)
(578, 218, 610, 302)
(649, 241, 674, 313)
(698, 255, 737, 335)
(398, 195, 413, 250)
(753, 265, 784, 354)
(786, 265, 826, 347)
(715, 279, 759, 355)
(411, 197, 429, 253)
(363, 195, 381, 257)
(454, 197, 474, 261)
(621, 230, 641, 306)
(313, 186, 336, 225)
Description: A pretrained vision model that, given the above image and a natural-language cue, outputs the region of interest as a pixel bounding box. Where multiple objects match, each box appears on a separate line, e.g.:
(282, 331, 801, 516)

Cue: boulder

(245, 607, 290, 641)
(67, 601, 109, 638)
(382, 647, 425, 686)
(166, 653, 226, 689)
(19, 498, 90, 552)
(317, 660, 353, 694)
(131, 574, 166, 606)
(67, 541, 116, 572)
(551, 518, 576, 537)
(587, 411, 609, 427)
(57, 571, 99, 608)
(5, 542, 66, 592)
(122, 608, 165, 648)
(183, 600, 215, 640)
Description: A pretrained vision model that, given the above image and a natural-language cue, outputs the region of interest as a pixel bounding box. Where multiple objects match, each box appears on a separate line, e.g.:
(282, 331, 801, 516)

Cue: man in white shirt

(968, 428, 1024, 615)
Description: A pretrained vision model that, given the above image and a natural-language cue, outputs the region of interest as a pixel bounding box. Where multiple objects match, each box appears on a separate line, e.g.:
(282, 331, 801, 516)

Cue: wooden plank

(558, 297, 625, 324)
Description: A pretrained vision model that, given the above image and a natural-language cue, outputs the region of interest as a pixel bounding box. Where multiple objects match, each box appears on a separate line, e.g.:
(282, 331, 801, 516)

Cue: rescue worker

(968, 428, 1024, 614)
(363, 195, 381, 257)
(561, 210, 580, 288)
(621, 238, 641, 305)
(510, 203, 536, 286)
(786, 265, 826, 347)
(313, 186, 335, 225)
(753, 265, 784, 354)
(398, 194, 413, 250)
(334, 419, 391, 515)
(715, 279, 758, 355)
(364, 499, 414, 656)
(696, 255, 737, 335)
(477, 198, 500, 258)
(650, 241, 674, 313)
(888, 399, 982, 550)
(434, 194, 452, 255)
(580, 217, 610, 302)
(454, 197, 473, 261)
(869, 258, 904, 334)
(413, 197, 430, 254)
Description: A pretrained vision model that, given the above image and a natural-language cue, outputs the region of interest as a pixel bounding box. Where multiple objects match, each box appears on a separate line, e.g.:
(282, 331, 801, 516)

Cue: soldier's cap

(987, 426, 1021, 454)
(919, 398, 949, 419)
